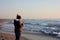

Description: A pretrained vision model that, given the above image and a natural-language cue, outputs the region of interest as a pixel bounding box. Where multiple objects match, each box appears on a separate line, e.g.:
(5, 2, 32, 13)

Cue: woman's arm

(18, 19, 24, 32)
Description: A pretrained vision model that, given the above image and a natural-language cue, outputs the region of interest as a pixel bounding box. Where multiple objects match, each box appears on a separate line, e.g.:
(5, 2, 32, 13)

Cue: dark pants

(15, 30, 21, 40)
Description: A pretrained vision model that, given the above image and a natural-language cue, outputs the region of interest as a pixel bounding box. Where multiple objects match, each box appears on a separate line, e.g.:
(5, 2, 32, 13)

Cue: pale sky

(0, 0, 60, 19)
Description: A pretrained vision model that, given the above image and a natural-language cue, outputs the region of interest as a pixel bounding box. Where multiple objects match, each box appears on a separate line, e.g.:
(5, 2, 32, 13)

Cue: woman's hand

(19, 23, 24, 32)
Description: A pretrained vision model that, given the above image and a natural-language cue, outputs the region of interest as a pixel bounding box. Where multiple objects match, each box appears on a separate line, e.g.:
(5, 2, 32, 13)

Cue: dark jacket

(14, 19, 21, 31)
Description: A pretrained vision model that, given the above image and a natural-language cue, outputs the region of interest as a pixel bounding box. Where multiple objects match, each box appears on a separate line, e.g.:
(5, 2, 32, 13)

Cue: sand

(0, 19, 28, 40)
(0, 32, 28, 40)
(22, 32, 60, 40)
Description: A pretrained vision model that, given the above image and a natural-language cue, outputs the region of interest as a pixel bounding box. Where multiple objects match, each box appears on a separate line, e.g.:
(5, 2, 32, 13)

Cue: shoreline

(0, 19, 28, 40)
(0, 19, 60, 40)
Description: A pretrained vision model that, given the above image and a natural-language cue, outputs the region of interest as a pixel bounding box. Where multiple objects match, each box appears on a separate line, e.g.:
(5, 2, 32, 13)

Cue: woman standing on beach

(14, 14, 24, 40)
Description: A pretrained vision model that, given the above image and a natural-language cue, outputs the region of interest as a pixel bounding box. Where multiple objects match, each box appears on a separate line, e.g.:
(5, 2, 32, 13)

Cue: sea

(0, 19, 60, 37)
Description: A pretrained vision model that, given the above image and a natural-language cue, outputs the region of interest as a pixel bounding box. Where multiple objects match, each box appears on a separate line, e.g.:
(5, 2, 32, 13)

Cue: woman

(14, 14, 24, 40)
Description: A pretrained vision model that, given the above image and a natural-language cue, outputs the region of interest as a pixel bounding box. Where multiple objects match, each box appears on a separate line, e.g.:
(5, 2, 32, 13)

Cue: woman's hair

(16, 14, 21, 19)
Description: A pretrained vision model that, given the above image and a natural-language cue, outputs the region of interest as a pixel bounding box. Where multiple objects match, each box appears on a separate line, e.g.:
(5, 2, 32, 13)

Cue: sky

(0, 0, 60, 19)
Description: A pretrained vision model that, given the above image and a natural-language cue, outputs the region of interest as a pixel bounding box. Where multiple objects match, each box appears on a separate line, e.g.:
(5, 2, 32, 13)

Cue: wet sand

(22, 32, 60, 40)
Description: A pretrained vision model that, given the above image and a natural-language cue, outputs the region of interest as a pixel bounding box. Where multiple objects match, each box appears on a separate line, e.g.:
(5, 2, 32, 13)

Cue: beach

(22, 32, 60, 40)
(0, 32, 28, 40)
(0, 19, 60, 40)
(0, 19, 28, 40)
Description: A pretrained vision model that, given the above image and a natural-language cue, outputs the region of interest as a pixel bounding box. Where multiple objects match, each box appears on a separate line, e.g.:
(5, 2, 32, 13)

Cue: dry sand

(0, 32, 28, 40)
(0, 19, 28, 40)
